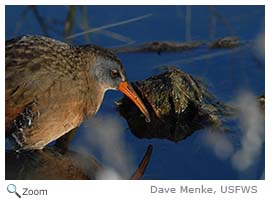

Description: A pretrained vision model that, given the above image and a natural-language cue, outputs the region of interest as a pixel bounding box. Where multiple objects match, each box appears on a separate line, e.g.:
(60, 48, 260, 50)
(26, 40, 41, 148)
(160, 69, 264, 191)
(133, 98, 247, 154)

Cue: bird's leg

(54, 127, 78, 153)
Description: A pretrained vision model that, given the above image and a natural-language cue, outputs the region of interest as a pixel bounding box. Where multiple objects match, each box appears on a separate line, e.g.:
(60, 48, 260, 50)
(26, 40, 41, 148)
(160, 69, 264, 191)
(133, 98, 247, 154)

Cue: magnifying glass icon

(7, 184, 21, 198)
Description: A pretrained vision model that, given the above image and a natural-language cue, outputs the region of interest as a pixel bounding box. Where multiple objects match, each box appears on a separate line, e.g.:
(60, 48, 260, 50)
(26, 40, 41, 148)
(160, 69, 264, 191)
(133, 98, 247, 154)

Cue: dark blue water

(5, 5, 265, 180)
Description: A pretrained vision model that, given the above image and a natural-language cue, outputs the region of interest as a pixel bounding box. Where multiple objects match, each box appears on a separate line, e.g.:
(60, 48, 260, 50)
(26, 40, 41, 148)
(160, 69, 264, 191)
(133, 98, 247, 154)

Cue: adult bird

(5, 35, 150, 151)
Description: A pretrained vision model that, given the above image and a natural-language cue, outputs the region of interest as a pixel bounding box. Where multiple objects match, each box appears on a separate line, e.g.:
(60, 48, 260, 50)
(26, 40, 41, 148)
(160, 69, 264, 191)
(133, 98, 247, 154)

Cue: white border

(1, 1, 271, 200)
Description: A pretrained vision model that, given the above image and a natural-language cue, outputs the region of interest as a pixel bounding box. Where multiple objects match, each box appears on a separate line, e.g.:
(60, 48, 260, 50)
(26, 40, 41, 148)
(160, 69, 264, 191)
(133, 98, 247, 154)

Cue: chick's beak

(118, 81, 151, 122)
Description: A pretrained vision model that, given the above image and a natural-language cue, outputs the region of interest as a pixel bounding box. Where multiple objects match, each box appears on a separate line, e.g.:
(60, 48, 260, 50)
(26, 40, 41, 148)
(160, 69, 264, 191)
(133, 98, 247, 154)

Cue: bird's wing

(5, 36, 79, 130)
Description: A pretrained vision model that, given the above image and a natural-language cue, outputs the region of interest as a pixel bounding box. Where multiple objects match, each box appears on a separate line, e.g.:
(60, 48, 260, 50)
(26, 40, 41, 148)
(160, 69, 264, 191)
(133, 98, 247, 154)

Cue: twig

(155, 44, 249, 67)
(75, 8, 135, 45)
(111, 41, 204, 54)
(29, 6, 49, 36)
(80, 6, 91, 43)
(64, 5, 77, 43)
(208, 6, 217, 40)
(208, 6, 236, 36)
(14, 6, 30, 36)
(208, 36, 239, 48)
(131, 145, 153, 180)
(98, 30, 135, 45)
(66, 13, 153, 40)
(185, 6, 192, 41)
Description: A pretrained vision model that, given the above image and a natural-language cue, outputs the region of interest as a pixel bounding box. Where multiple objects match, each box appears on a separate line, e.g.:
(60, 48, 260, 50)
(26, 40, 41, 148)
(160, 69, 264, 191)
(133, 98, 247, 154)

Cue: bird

(5, 35, 151, 151)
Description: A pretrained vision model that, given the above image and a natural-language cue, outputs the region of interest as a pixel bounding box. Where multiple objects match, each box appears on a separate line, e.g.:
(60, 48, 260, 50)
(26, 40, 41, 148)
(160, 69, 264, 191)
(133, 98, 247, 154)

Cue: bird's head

(85, 45, 151, 122)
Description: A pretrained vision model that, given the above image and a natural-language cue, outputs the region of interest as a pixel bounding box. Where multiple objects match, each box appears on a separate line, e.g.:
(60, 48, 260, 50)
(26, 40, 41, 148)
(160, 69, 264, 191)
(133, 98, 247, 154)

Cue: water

(5, 5, 265, 180)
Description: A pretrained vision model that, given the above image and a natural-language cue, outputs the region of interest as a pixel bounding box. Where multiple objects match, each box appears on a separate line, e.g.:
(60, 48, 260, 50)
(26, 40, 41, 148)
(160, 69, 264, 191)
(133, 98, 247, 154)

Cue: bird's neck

(81, 70, 106, 120)
(73, 48, 107, 120)
(88, 86, 105, 115)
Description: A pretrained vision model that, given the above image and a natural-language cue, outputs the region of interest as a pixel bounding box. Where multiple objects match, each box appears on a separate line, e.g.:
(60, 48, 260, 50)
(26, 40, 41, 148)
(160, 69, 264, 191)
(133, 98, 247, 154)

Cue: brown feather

(5, 35, 105, 149)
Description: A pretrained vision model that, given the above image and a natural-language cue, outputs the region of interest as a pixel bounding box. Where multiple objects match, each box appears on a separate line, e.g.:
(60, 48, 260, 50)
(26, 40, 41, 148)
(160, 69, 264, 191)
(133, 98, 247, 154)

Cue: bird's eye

(111, 69, 119, 78)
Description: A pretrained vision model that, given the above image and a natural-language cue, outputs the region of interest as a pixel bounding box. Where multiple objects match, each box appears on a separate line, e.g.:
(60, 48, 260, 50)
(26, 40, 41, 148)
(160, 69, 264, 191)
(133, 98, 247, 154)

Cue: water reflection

(6, 144, 153, 180)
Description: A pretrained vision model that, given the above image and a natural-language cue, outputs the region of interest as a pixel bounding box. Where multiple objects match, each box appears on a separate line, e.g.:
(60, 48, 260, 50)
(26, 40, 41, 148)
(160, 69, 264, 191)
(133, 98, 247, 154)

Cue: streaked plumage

(6, 35, 150, 150)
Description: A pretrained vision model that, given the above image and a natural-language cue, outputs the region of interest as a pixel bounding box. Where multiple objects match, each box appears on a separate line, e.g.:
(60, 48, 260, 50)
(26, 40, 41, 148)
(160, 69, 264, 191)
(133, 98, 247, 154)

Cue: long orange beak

(118, 81, 151, 122)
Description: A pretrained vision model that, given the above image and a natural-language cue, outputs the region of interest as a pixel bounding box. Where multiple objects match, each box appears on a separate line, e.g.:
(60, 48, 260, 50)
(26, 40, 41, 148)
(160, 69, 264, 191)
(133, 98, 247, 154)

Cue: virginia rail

(5, 35, 150, 150)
